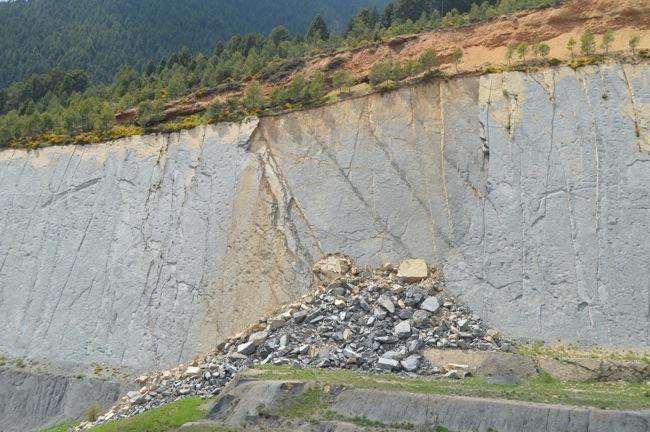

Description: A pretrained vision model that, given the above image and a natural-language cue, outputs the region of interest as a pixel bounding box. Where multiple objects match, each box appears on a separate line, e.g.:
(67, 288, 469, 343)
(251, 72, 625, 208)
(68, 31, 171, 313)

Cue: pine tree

(580, 29, 595, 56)
(167, 71, 187, 98)
(566, 37, 576, 59)
(601, 30, 614, 54)
(307, 15, 330, 41)
(144, 60, 156, 76)
(629, 35, 640, 56)
(368, 62, 392, 86)
(306, 72, 325, 103)
(287, 74, 307, 101)
(419, 49, 438, 70)
(136, 99, 164, 127)
(269, 26, 291, 47)
(516, 41, 529, 63)
(506, 43, 516, 65)
(537, 43, 550, 60)
(92, 103, 114, 133)
(333, 70, 354, 94)
(243, 80, 265, 109)
(451, 47, 463, 73)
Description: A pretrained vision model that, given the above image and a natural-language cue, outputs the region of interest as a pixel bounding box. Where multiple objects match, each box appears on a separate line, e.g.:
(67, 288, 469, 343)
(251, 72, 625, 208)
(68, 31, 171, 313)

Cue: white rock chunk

(237, 341, 256, 355)
(184, 366, 201, 377)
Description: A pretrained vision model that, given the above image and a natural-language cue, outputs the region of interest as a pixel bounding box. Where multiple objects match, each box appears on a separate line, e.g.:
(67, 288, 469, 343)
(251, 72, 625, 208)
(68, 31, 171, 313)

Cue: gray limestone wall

(0, 64, 647, 381)
(255, 63, 650, 347)
(0, 368, 124, 432)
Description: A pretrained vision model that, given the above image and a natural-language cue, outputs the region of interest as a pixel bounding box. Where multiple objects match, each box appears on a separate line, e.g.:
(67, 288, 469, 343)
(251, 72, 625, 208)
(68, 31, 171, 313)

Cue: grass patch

(37, 422, 77, 432)
(258, 385, 422, 430)
(260, 385, 331, 422)
(250, 365, 650, 411)
(87, 397, 209, 432)
(514, 341, 650, 365)
(175, 427, 251, 432)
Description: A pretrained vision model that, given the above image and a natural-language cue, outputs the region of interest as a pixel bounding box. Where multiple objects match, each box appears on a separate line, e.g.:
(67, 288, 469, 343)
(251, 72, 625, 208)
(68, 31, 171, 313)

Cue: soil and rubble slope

(71, 256, 650, 432)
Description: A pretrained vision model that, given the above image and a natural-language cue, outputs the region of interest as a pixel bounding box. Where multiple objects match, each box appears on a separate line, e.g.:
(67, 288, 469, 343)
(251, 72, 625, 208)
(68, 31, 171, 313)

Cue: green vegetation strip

(38, 398, 208, 432)
(250, 365, 650, 411)
(88, 397, 207, 432)
(37, 422, 75, 432)
(514, 342, 650, 365)
(39, 363, 650, 432)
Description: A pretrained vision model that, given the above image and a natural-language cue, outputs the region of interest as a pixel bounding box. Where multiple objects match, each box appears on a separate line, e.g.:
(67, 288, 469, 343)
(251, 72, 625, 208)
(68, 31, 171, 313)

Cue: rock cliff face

(0, 369, 123, 432)
(0, 64, 648, 379)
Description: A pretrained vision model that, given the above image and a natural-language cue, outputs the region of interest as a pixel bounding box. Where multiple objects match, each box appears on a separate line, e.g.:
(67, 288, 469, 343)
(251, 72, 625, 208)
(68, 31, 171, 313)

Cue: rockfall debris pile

(76, 255, 510, 430)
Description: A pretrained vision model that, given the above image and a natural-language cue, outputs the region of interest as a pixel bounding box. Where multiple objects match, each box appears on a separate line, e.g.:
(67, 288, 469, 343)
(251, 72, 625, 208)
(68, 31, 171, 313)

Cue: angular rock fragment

(377, 294, 395, 314)
(184, 366, 201, 378)
(420, 296, 440, 313)
(378, 357, 400, 370)
(401, 355, 421, 372)
(374, 307, 388, 319)
(269, 318, 286, 330)
(313, 255, 351, 279)
(397, 259, 429, 282)
(382, 348, 407, 361)
(394, 320, 412, 338)
(444, 370, 462, 379)
(237, 341, 256, 355)
(249, 331, 268, 347)
(447, 363, 470, 372)
(412, 310, 431, 328)
(292, 310, 308, 323)
(343, 348, 362, 361)
(375, 335, 399, 344)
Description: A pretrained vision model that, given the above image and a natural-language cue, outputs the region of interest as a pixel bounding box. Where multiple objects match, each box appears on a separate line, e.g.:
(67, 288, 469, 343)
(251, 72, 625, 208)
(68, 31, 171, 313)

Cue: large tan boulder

(313, 254, 353, 280)
(397, 259, 429, 282)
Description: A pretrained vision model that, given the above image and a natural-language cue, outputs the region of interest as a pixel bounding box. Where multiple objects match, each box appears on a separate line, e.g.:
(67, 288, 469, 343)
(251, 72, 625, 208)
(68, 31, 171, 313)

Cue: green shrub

(569, 56, 600, 70)
(369, 62, 391, 86)
(376, 80, 397, 92)
(136, 99, 165, 127)
(332, 69, 354, 93)
(85, 403, 102, 422)
(259, 57, 305, 82)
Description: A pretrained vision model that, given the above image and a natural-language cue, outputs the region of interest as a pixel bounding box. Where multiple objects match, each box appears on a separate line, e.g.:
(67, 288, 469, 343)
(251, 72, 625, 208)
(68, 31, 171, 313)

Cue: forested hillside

(0, 0, 580, 149)
(0, 0, 392, 87)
